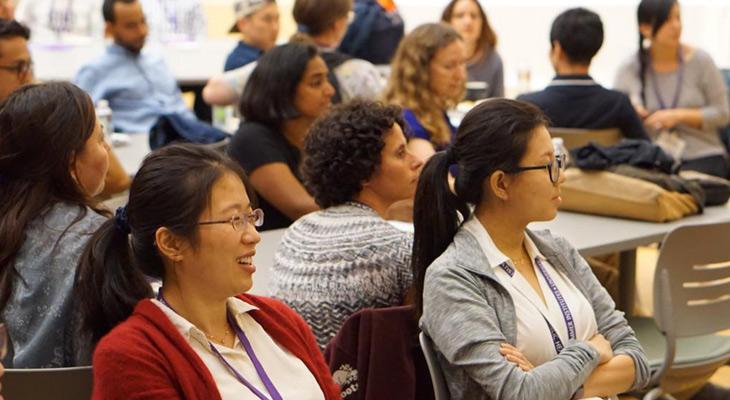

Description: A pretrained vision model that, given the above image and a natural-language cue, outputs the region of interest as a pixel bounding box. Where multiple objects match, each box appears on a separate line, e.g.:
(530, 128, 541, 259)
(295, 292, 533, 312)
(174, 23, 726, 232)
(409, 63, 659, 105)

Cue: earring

(642, 37, 652, 49)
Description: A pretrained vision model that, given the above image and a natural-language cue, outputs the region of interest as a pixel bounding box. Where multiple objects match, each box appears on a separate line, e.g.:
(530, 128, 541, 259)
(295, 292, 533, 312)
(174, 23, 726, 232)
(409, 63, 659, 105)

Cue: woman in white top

(75, 144, 340, 399)
(411, 98, 650, 399)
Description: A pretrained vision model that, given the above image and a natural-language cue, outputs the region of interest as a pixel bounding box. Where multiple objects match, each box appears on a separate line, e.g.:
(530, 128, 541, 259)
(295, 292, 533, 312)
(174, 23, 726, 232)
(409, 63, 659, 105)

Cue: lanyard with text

(498, 257, 576, 353)
(649, 52, 684, 110)
(156, 290, 283, 400)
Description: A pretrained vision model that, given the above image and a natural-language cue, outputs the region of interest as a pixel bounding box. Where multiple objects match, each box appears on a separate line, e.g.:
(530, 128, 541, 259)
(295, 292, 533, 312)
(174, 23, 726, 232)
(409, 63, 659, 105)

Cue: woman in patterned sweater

(271, 99, 422, 348)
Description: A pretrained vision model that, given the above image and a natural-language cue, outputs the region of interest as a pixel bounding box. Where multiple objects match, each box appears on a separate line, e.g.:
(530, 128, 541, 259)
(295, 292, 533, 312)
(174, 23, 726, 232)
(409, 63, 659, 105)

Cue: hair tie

(444, 147, 457, 164)
(114, 206, 131, 235)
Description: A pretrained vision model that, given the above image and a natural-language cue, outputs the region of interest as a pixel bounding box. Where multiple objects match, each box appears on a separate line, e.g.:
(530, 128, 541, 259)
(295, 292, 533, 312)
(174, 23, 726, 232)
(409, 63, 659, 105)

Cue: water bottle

(96, 100, 113, 141)
(552, 137, 570, 167)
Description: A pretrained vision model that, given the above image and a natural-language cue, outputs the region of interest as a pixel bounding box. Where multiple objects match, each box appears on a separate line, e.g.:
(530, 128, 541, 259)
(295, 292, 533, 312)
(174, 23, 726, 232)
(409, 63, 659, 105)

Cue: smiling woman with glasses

(75, 144, 340, 399)
(411, 98, 649, 400)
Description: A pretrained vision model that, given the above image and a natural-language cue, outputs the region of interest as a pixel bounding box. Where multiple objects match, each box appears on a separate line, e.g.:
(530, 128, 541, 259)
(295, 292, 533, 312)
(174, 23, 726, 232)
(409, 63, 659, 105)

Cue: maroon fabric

(324, 306, 435, 400)
(92, 295, 340, 400)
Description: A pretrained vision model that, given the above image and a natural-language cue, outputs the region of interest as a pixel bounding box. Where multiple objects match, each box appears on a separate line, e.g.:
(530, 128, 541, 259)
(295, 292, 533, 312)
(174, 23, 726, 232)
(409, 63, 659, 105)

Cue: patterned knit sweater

(271, 202, 413, 349)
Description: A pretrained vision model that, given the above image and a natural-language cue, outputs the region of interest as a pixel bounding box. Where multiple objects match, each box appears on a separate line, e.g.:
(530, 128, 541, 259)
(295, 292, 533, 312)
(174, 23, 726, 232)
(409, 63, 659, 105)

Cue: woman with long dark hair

(615, 0, 730, 177)
(441, 0, 503, 100)
(76, 144, 339, 399)
(228, 42, 334, 231)
(0, 82, 110, 367)
(412, 99, 649, 399)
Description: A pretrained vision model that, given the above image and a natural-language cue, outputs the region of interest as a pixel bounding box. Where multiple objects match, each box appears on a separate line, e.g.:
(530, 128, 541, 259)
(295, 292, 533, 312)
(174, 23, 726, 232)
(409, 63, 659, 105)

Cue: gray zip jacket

(420, 228, 650, 400)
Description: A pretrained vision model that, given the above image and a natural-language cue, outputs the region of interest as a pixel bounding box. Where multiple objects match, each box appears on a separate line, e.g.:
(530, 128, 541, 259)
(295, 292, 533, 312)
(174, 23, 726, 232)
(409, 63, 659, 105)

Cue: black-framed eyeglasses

(507, 154, 567, 184)
(197, 208, 264, 231)
(0, 59, 33, 79)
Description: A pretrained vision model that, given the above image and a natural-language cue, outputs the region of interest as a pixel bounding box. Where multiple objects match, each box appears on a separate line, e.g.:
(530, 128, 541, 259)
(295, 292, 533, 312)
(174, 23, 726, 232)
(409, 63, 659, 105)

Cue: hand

(645, 109, 681, 130)
(587, 334, 613, 364)
(500, 343, 535, 372)
(634, 104, 650, 119)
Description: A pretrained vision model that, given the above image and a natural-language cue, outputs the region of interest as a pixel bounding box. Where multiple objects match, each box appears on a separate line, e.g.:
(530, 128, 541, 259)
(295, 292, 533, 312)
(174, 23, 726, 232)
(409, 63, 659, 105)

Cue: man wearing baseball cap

(224, 0, 279, 71)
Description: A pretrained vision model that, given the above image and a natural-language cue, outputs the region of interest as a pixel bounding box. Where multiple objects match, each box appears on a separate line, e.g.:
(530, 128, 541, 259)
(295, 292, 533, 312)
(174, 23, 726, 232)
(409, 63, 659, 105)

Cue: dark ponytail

(411, 99, 548, 320)
(75, 144, 254, 343)
(411, 151, 470, 319)
(637, 0, 678, 105)
(75, 218, 151, 344)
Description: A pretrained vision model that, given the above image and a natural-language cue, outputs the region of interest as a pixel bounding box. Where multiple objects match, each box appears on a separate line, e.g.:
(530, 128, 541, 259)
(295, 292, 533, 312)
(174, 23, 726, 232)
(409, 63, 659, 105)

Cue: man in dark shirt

(224, 0, 279, 71)
(518, 8, 649, 141)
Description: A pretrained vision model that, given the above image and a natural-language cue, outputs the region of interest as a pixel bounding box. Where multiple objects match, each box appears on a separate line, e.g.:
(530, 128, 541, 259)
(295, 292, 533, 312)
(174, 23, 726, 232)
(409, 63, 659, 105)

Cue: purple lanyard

(649, 52, 684, 110)
(498, 257, 576, 353)
(157, 290, 283, 400)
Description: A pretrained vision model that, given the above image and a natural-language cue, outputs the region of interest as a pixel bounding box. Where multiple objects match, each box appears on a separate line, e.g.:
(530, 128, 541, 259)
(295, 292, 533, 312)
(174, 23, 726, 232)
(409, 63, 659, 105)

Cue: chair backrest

(653, 221, 730, 338)
(548, 127, 622, 150)
(419, 331, 451, 400)
(3, 366, 93, 400)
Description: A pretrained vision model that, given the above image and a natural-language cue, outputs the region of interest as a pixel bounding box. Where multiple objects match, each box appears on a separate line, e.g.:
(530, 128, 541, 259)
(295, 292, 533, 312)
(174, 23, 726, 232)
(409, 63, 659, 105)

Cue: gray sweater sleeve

(696, 51, 730, 131)
(554, 235, 651, 391)
(421, 262, 601, 400)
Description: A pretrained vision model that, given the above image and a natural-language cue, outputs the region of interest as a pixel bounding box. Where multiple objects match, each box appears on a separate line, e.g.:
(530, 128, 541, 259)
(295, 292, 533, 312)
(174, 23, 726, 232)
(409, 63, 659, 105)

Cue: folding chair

(628, 221, 730, 400)
(419, 331, 451, 400)
(3, 365, 93, 400)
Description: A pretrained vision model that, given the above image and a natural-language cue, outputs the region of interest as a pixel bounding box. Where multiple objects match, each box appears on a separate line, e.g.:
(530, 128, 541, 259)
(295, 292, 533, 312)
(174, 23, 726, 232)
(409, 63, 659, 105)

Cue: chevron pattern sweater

(271, 202, 413, 349)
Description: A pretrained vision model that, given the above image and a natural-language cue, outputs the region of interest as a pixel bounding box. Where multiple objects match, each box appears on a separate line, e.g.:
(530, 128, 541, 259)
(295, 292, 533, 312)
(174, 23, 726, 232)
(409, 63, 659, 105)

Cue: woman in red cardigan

(75, 143, 340, 400)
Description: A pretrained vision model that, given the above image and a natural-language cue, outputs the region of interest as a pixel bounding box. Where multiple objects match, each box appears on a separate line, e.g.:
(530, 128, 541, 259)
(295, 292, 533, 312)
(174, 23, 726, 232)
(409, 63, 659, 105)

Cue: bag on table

(678, 170, 730, 206)
(559, 168, 699, 222)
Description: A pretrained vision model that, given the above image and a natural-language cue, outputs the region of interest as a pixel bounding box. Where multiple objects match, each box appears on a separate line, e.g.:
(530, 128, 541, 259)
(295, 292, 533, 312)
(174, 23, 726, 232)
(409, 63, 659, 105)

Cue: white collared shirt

(153, 297, 324, 400)
(462, 217, 598, 367)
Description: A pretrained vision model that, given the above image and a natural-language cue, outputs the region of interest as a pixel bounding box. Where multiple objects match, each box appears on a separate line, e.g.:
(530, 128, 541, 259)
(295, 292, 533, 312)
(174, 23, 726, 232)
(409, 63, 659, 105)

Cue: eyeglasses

(507, 154, 567, 184)
(0, 59, 33, 79)
(198, 208, 264, 231)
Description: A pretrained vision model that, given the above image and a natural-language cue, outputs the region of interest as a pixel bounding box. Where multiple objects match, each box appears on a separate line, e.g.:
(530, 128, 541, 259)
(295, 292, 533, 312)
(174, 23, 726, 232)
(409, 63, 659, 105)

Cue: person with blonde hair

(441, 0, 503, 100)
(384, 23, 466, 161)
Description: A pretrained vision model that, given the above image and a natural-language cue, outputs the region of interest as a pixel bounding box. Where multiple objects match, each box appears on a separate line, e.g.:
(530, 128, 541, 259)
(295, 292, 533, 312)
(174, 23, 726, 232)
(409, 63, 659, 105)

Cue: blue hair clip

(297, 23, 310, 33)
(114, 206, 131, 235)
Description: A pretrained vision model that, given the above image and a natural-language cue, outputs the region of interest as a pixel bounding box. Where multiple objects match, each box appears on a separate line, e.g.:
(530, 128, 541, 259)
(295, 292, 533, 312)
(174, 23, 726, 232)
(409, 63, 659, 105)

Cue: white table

(113, 133, 150, 176)
(31, 39, 237, 85)
(531, 205, 730, 313)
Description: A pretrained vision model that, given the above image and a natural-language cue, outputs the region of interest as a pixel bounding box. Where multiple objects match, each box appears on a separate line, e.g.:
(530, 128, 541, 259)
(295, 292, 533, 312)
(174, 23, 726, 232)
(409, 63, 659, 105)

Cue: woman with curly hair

(385, 23, 466, 162)
(442, 0, 504, 100)
(270, 99, 422, 348)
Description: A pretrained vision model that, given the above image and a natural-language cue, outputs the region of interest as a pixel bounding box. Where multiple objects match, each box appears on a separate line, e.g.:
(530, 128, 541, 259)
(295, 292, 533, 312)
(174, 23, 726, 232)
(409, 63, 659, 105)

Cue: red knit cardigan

(91, 294, 341, 400)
